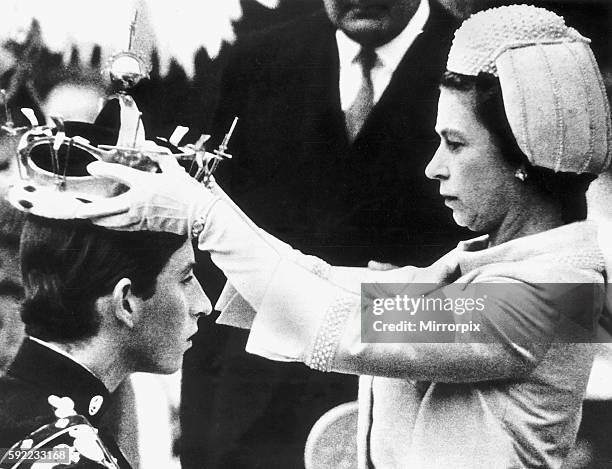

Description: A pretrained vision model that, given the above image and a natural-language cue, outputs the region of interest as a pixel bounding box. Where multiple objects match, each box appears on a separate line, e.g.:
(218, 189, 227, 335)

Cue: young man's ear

(112, 278, 138, 328)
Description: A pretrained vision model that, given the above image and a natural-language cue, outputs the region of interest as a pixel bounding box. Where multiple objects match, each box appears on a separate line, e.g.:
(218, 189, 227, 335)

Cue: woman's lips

(442, 195, 458, 206)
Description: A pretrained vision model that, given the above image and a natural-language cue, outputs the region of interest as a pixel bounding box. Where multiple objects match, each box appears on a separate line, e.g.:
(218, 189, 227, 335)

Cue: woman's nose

(425, 145, 449, 180)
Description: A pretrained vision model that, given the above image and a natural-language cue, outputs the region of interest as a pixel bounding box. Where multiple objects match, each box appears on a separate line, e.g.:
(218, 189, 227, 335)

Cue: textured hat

(446, 4, 612, 175)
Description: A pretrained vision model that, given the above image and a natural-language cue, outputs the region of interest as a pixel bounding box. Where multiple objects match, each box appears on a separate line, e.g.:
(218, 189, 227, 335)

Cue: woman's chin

(452, 212, 478, 232)
(452, 212, 468, 228)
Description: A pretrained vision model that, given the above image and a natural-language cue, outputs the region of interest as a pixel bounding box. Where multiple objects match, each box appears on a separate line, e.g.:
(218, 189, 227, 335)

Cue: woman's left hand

(418, 235, 489, 285)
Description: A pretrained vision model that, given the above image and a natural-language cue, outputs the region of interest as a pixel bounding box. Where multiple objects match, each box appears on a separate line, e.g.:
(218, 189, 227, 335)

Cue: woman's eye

(446, 140, 463, 151)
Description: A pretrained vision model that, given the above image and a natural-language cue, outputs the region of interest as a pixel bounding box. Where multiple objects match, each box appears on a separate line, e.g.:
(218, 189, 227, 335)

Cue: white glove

(84, 155, 220, 235)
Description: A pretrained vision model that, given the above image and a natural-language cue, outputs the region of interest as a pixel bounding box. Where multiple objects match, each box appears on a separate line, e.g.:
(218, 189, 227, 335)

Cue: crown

(4, 94, 231, 219)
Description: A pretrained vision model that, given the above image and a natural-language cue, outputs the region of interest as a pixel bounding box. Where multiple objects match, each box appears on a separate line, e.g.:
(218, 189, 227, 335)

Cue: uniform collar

(7, 337, 111, 426)
(28, 336, 100, 377)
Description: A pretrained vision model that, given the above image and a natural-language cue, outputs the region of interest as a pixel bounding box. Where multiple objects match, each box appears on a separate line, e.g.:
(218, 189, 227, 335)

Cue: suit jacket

(0, 338, 132, 469)
(212, 3, 464, 267)
(182, 4, 464, 468)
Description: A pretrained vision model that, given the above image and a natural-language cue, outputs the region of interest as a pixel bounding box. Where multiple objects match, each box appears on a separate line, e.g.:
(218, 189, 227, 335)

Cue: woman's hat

(447, 4, 611, 175)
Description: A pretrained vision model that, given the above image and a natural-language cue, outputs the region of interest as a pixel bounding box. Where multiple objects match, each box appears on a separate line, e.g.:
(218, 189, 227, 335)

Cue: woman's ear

(112, 278, 137, 328)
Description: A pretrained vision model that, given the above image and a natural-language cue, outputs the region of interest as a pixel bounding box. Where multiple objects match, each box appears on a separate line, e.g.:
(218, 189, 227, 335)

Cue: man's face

(0, 243, 24, 374)
(323, 0, 421, 47)
(130, 240, 211, 374)
(0, 283, 24, 374)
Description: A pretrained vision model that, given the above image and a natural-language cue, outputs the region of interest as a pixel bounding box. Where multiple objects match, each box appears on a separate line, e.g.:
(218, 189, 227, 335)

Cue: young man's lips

(186, 331, 198, 344)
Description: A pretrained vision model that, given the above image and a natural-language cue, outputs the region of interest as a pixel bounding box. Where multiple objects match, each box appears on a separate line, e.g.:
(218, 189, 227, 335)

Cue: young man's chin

(143, 356, 185, 375)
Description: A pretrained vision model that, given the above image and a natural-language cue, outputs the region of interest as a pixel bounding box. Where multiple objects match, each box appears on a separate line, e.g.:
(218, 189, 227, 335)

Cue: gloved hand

(83, 155, 220, 235)
(367, 261, 398, 271)
(420, 234, 490, 285)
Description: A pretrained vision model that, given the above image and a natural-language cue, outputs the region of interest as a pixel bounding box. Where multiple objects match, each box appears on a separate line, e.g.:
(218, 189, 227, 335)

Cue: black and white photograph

(0, 1, 611, 468)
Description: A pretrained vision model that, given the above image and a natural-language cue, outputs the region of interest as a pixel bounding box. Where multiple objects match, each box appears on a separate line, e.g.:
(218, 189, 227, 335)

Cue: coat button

(89, 395, 104, 416)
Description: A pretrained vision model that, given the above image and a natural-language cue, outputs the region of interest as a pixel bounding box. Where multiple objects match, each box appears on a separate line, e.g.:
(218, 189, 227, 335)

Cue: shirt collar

(335, 0, 430, 70)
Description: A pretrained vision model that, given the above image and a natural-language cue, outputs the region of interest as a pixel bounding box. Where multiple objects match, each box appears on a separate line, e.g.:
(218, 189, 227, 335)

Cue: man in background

(182, 1, 465, 467)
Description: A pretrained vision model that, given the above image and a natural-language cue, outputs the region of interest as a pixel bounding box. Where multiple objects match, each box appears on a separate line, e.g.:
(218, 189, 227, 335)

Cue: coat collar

(7, 337, 111, 426)
(457, 221, 606, 276)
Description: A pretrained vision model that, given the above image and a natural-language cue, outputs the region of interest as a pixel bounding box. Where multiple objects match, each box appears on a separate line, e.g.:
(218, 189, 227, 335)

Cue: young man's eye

(182, 275, 194, 285)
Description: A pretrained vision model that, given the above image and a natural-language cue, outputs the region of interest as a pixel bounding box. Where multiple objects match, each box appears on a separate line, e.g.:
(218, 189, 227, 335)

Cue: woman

(12, 4, 611, 469)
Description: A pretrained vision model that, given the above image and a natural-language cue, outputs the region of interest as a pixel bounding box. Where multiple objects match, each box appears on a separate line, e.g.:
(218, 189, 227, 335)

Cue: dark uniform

(0, 338, 132, 468)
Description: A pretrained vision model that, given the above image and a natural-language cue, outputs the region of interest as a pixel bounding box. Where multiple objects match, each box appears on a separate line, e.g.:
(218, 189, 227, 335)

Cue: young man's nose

(191, 279, 213, 317)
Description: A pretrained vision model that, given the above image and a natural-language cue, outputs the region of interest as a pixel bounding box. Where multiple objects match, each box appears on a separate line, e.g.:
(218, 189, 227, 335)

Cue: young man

(0, 216, 210, 468)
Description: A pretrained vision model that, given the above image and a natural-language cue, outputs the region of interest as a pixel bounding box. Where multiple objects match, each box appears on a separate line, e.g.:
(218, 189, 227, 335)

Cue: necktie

(345, 47, 377, 142)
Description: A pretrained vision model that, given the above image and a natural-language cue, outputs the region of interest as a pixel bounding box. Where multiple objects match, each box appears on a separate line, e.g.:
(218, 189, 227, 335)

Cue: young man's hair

(440, 71, 595, 224)
(0, 199, 27, 249)
(20, 216, 187, 343)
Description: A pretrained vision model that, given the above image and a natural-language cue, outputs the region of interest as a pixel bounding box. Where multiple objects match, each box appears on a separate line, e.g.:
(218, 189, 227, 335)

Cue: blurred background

(0, 0, 609, 142)
(0, 1, 610, 468)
